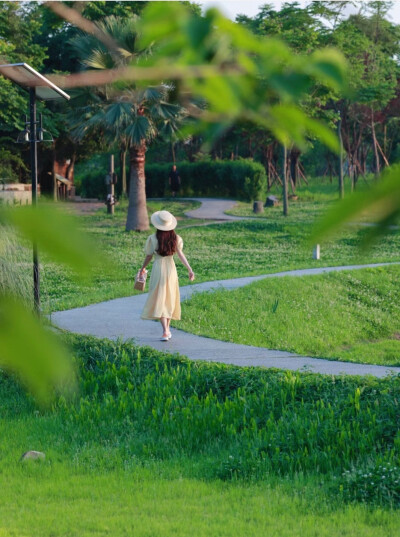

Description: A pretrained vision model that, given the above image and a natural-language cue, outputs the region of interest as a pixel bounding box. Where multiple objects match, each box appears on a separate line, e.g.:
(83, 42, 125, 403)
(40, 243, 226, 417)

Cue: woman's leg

(160, 317, 168, 336)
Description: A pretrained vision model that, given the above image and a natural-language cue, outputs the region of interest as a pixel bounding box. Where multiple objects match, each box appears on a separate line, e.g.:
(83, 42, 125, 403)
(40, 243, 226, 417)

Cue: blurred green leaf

(311, 164, 400, 246)
(48, 1, 348, 162)
(262, 105, 339, 152)
(138, 1, 188, 49)
(0, 204, 104, 279)
(186, 14, 212, 49)
(307, 48, 348, 91)
(0, 294, 77, 406)
(268, 72, 313, 100)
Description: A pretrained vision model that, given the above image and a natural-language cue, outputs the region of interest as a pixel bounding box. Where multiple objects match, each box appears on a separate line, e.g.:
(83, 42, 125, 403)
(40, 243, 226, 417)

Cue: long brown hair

(156, 229, 177, 256)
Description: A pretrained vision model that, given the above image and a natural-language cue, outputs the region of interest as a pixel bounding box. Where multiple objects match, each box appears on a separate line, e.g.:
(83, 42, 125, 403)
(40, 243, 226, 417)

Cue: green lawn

(0, 466, 398, 537)
(8, 191, 400, 313)
(3, 179, 400, 534)
(1, 335, 400, 535)
(179, 265, 400, 366)
(3, 188, 400, 366)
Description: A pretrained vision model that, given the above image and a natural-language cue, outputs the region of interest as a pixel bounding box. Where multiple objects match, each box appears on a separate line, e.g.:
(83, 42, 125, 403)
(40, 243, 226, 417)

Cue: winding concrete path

(184, 198, 244, 220)
(52, 262, 400, 378)
(182, 197, 400, 230)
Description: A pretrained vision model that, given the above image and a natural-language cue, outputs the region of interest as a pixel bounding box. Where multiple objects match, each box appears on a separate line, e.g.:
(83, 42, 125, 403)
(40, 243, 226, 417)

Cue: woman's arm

(176, 249, 195, 281)
(140, 254, 153, 274)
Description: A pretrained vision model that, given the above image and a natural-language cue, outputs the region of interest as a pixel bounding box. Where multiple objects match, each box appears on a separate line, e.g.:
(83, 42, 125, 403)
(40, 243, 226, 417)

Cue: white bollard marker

(313, 244, 320, 260)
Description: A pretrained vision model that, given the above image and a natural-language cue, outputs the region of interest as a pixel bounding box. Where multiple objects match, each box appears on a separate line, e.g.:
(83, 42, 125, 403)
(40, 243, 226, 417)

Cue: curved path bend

(184, 198, 243, 220)
(182, 197, 400, 229)
(52, 262, 400, 378)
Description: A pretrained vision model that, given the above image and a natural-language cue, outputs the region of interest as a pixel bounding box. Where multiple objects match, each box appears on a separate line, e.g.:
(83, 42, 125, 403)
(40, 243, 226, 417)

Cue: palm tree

(68, 15, 183, 231)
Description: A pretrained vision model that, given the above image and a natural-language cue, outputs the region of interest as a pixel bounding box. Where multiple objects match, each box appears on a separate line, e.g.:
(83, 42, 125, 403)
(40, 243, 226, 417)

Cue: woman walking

(139, 210, 195, 341)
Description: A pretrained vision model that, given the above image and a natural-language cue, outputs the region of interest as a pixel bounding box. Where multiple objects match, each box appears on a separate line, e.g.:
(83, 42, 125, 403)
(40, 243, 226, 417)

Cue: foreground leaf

(311, 164, 400, 246)
(0, 294, 76, 406)
(0, 204, 104, 279)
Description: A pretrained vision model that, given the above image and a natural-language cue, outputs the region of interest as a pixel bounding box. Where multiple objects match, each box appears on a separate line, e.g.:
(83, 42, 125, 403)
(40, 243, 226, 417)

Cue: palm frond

(159, 119, 181, 139)
(84, 48, 116, 70)
(125, 116, 157, 145)
(140, 86, 168, 103)
(67, 15, 183, 148)
(150, 101, 182, 120)
(103, 102, 133, 129)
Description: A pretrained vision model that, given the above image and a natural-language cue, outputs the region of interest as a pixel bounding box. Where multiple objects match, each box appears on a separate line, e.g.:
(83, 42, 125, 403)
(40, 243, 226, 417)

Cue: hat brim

(151, 211, 177, 231)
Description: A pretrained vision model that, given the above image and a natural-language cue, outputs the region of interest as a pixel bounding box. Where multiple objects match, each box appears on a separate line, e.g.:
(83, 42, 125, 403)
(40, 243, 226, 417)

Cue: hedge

(146, 159, 267, 201)
(77, 158, 267, 201)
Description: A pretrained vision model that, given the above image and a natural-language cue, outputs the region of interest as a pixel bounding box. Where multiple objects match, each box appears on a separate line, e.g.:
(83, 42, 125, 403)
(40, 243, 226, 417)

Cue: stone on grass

(265, 195, 280, 207)
(253, 201, 264, 214)
(20, 450, 46, 462)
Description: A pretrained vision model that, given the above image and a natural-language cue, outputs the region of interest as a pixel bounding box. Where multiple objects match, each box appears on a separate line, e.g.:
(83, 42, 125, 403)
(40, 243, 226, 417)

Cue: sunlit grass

(1, 334, 400, 534)
(6, 192, 400, 315)
(179, 265, 400, 366)
(0, 465, 398, 537)
(41, 194, 400, 313)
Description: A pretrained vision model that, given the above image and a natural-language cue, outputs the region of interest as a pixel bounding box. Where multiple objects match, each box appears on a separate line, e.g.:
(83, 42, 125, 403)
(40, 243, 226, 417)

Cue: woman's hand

(188, 269, 195, 281)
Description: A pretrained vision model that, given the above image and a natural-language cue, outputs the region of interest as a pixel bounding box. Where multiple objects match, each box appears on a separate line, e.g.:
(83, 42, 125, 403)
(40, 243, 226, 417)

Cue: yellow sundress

(141, 233, 183, 320)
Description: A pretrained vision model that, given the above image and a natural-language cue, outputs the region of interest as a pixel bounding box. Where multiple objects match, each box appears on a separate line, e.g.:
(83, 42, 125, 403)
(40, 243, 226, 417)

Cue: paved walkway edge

(51, 262, 400, 378)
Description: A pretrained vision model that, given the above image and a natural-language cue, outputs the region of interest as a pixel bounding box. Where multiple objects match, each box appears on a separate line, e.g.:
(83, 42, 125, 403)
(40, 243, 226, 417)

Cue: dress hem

(141, 315, 181, 321)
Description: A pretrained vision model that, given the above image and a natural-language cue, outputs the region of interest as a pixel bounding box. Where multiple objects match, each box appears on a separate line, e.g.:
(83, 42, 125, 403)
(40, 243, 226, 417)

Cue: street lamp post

(0, 63, 70, 315)
(29, 87, 40, 310)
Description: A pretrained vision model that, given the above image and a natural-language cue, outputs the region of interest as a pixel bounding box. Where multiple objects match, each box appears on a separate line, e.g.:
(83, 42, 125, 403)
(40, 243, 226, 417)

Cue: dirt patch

(61, 201, 106, 215)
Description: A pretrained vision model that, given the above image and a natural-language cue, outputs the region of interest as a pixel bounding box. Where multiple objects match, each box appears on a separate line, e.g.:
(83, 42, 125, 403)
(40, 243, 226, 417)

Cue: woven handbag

(134, 269, 148, 291)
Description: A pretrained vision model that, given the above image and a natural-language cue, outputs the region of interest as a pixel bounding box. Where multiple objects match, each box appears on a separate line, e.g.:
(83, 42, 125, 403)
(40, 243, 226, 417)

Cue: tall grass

(0, 223, 51, 311)
(0, 224, 32, 304)
(57, 336, 400, 489)
(1, 334, 399, 508)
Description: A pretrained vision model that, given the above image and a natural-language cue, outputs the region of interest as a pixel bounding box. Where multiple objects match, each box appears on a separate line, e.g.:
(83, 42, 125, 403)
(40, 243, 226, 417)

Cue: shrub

(0, 164, 19, 184)
(146, 160, 267, 201)
(74, 153, 123, 199)
(339, 460, 400, 506)
(58, 336, 400, 483)
(0, 147, 27, 184)
(76, 157, 267, 200)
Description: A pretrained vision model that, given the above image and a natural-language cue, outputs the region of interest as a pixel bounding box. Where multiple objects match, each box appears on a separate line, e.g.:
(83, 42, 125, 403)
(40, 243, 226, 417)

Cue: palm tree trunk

(126, 144, 149, 232)
(120, 147, 127, 196)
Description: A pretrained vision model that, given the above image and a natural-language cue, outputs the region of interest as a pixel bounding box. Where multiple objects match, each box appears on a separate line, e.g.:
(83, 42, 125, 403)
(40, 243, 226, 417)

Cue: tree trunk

(289, 148, 300, 189)
(171, 141, 176, 164)
(120, 147, 127, 196)
(371, 110, 380, 176)
(338, 115, 344, 199)
(52, 144, 57, 202)
(383, 124, 387, 157)
(126, 144, 149, 232)
(282, 144, 288, 216)
(65, 152, 76, 181)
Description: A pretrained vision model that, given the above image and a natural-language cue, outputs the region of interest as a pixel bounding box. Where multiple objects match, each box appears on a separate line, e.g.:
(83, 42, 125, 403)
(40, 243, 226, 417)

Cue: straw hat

(150, 210, 177, 231)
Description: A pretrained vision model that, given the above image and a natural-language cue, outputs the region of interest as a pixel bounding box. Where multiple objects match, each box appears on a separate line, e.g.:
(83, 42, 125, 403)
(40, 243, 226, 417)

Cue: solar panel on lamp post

(0, 63, 70, 315)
